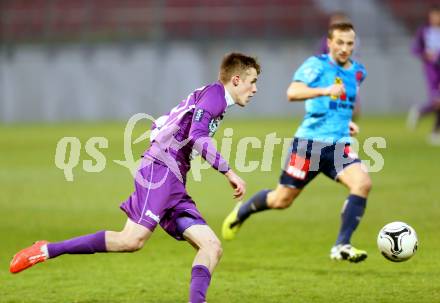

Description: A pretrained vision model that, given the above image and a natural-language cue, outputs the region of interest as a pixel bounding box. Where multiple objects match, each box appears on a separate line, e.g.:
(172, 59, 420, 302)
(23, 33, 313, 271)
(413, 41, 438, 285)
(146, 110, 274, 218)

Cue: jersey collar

(224, 88, 236, 108)
(328, 54, 354, 71)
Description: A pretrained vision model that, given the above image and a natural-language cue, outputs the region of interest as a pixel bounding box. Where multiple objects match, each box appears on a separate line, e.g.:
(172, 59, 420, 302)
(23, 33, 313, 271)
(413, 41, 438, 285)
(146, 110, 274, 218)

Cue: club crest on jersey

(194, 109, 204, 122)
(208, 118, 220, 136)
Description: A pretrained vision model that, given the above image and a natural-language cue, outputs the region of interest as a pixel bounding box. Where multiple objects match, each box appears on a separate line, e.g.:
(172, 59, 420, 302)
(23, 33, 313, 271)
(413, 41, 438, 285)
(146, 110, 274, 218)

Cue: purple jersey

(412, 25, 440, 89)
(145, 81, 233, 182)
(413, 25, 440, 62)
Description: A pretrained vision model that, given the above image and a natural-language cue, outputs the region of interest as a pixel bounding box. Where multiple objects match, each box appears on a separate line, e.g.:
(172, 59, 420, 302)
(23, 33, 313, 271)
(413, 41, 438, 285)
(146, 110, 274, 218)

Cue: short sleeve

(293, 56, 324, 86)
(356, 64, 367, 84)
(195, 85, 227, 119)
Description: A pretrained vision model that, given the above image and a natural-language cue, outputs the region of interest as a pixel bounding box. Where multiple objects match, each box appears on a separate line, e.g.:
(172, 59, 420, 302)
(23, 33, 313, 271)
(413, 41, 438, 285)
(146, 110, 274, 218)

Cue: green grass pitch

(1, 116, 439, 303)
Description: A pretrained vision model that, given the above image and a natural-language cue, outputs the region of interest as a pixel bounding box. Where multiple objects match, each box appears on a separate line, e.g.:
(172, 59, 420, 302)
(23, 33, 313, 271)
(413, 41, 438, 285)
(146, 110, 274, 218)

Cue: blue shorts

(279, 137, 361, 189)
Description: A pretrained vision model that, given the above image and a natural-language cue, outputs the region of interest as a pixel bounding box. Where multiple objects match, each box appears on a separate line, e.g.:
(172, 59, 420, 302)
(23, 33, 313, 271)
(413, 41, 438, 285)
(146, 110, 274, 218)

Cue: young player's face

(233, 68, 258, 107)
(327, 29, 355, 66)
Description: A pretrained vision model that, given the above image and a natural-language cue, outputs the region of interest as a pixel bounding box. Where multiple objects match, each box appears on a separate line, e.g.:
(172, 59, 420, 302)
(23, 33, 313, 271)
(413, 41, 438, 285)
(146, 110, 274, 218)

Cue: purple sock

(189, 265, 211, 303)
(47, 231, 107, 259)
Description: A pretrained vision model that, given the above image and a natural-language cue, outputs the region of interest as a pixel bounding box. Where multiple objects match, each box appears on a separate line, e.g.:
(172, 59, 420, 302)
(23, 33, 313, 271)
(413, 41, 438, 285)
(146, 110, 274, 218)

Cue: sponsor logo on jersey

(194, 109, 204, 122)
(145, 210, 160, 223)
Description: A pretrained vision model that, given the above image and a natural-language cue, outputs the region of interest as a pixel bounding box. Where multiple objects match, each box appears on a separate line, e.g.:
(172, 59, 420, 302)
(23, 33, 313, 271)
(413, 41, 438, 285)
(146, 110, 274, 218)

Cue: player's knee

(122, 237, 145, 252)
(213, 241, 223, 261)
(211, 239, 223, 261)
(353, 177, 372, 196)
(202, 238, 223, 261)
(271, 194, 294, 209)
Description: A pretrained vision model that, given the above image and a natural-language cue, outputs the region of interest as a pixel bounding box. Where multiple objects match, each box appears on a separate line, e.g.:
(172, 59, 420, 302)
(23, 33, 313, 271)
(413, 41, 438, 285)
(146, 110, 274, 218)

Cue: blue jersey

(293, 54, 367, 143)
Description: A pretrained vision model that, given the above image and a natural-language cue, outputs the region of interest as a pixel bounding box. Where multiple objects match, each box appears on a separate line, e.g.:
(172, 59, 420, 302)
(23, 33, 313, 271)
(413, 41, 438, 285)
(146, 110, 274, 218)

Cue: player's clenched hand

(225, 169, 246, 200)
(324, 84, 345, 98)
(349, 121, 360, 136)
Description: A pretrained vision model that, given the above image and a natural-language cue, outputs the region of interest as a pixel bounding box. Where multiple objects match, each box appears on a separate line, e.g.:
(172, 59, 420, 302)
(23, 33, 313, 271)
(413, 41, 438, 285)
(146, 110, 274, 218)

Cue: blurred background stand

(0, 0, 437, 122)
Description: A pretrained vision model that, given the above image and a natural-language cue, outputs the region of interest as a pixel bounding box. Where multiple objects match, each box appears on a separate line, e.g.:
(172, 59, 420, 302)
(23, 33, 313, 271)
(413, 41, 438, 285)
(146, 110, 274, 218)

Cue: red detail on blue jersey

(356, 71, 363, 82)
(340, 92, 347, 101)
(286, 153, 311, 180)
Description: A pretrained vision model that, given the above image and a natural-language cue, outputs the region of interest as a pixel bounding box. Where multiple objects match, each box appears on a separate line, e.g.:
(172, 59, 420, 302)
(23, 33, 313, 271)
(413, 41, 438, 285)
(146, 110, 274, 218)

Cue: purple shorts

(120, 158, 206, 240)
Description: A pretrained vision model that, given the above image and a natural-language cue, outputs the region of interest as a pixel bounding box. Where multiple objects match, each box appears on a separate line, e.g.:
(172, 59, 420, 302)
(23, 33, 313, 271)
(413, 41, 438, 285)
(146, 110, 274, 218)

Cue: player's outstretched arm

(287, 81, 345, 101)
(224, 169, 246, 200)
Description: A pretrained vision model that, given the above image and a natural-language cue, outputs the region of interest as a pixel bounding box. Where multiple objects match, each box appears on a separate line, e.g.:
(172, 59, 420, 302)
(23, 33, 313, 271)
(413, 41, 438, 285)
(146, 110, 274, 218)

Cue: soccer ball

(377, 221, 418, 262)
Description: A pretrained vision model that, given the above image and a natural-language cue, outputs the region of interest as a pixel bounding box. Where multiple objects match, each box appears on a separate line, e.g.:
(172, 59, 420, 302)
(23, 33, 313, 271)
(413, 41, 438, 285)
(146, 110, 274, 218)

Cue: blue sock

(335, 194, 367, 245)
(237, 189, 270, 223)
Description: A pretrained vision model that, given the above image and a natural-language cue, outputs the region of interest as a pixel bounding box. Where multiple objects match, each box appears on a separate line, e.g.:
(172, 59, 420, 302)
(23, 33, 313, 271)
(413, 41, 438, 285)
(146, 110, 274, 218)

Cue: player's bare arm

(287, 81, 345, 101)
